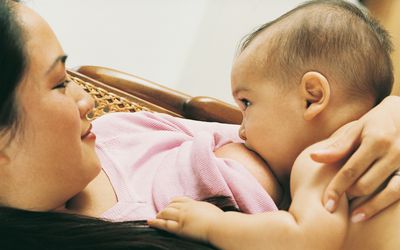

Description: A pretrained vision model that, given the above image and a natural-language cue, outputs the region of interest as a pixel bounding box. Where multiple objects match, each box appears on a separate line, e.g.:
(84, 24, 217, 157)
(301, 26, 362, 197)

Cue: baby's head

(231, 0, 393, 183)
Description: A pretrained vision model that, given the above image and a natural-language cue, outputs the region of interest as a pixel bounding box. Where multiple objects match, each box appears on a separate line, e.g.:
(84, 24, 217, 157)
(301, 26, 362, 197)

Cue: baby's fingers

(170, 196, 194, 203)
(148, 206, 181, 232)
(156, 206, 180, 221)
(351, 172, 400, 223)
(148, 218, 180, 233)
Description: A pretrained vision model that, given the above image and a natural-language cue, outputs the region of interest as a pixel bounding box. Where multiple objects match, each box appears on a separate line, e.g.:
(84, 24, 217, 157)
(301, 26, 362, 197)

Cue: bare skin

(214, 142, 284, 207)
(345, 199, 400, 249)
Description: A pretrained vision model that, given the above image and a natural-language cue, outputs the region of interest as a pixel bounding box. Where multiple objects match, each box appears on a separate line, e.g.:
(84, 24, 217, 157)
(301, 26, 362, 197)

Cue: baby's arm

(149, 139, 349, 250)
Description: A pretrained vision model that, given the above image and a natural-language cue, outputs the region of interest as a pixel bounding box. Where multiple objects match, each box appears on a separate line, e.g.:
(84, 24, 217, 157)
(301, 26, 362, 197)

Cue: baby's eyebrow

(45, 54, 68, 75)
(232, 86, 251, 96)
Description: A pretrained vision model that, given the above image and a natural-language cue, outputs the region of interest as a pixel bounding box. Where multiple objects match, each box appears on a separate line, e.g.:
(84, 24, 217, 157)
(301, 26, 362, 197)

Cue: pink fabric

(93, 111, 278, 221)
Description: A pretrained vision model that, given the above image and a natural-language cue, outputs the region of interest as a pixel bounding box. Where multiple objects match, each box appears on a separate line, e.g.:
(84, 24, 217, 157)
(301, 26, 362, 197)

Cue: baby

(149, 1, 395, 249)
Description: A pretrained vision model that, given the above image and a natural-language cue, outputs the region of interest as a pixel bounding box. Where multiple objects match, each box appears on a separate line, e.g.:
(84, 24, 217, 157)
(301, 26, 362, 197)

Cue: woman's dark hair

(0, 207, 213, 250)
(0, 0, 25, 141)
(0, 196, 238, 250)
(0, 207, 214, 250)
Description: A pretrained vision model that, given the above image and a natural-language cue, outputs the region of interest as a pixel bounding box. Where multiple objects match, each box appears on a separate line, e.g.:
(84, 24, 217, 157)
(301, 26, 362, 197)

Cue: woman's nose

(77, 94, 95, 119)
(69, 82, 95, 119)
(239, 125, 247, 141)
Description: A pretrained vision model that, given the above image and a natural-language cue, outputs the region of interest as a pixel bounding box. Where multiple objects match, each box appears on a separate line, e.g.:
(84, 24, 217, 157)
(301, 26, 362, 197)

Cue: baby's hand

(148, 196, 223, 243)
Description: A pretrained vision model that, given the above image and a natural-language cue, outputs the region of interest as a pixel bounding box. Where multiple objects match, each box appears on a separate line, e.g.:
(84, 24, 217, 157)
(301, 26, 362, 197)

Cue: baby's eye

(239, 98, 251, 110)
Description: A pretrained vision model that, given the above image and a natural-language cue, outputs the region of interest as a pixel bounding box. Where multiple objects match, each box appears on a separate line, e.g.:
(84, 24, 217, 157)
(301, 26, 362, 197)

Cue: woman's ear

(0, 153, 9, 166)
(300, 71, 331, 121)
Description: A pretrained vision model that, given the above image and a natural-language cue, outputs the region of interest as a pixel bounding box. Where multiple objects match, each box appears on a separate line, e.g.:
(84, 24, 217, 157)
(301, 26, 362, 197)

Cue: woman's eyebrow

(45, 54, 68, 75)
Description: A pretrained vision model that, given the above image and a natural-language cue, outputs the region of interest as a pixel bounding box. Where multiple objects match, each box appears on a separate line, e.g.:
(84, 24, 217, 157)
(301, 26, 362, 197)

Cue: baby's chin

(262, 155, 293, 182)
(241, 141, 255, 152)
(243, 143, 272, 165)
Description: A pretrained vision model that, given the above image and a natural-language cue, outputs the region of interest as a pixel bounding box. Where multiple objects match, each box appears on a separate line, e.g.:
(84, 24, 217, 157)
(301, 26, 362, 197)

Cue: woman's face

(0, 4, 101, 211)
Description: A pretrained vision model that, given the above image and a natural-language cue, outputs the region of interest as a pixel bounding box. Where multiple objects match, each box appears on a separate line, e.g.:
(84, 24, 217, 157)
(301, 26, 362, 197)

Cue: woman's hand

(311, 96, 400, 222)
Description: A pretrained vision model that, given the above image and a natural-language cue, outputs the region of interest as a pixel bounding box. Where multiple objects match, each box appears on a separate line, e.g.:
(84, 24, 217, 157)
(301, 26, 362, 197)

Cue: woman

(0, 0, 400, 249)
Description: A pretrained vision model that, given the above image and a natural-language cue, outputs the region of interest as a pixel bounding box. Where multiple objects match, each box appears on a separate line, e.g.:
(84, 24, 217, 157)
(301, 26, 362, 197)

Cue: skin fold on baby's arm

(148, 139, 349, 250)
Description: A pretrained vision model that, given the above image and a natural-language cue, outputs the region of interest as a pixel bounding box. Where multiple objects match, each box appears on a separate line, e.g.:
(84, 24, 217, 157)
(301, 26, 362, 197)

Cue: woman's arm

(148, 139, 348, 250)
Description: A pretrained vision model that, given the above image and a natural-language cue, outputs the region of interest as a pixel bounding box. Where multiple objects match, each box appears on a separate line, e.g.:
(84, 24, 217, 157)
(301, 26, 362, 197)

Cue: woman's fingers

(351, 172, 400, 223)
(348, 149, 400, 197)
(311, 97, 400, 217)
(311, 121, 362, 164)
(313, 120, 398, 213)
(322, 139, 382, 212)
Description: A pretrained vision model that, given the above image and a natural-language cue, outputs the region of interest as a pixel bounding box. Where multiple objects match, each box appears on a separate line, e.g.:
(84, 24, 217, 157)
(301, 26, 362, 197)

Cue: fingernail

(325, 199, 336, 212)
(351, 213, 366, 223)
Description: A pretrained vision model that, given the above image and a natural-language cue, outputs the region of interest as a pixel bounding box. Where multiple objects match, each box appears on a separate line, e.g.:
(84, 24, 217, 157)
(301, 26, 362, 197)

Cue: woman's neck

(58, 169, 117, 217)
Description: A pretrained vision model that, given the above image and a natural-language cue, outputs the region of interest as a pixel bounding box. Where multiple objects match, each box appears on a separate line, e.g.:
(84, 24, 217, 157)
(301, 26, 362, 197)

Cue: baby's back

(344, 199, 400, 249)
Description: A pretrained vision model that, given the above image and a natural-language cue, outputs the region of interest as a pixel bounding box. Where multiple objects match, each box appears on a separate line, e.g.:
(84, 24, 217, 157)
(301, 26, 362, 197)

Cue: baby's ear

(300, 71, 330, 121)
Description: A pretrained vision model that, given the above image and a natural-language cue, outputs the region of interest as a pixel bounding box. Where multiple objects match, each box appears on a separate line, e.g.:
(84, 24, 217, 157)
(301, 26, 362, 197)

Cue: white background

(26, 0, 359, 104)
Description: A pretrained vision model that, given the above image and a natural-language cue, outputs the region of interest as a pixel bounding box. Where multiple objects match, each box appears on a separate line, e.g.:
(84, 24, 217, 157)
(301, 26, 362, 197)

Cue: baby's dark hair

(239, 0, 393, 104)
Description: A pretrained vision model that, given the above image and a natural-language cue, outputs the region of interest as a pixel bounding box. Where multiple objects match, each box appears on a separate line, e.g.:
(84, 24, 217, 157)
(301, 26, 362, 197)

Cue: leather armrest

(74, 65, 242, 124)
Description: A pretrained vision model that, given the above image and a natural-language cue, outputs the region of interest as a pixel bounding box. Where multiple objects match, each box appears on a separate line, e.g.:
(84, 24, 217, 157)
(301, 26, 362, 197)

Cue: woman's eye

(54, 77, 71, 89)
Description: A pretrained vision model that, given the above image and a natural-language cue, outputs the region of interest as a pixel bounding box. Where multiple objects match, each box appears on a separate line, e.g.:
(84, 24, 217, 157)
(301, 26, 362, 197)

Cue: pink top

(92, 111, 278, 221)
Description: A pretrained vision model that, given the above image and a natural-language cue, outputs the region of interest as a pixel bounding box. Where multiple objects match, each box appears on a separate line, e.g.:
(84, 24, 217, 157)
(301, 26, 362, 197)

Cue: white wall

(26, 0, 359, 104)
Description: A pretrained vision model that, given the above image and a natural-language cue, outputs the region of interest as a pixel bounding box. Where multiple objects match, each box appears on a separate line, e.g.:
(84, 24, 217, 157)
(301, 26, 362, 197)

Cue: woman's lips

(81, 124, 96, 140)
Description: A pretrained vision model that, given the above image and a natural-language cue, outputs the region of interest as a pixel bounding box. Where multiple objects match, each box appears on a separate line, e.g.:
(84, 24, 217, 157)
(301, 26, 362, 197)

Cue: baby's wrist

(205, 211, 224, 245)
